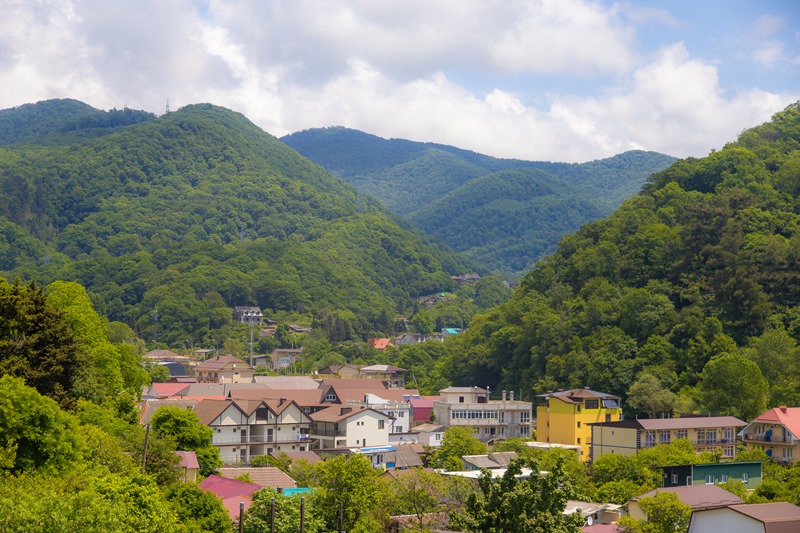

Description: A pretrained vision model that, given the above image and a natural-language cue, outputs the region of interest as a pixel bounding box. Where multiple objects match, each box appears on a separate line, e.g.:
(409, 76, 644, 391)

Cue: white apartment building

(433, 387, 533, 442)
(194, 398, 313, 464)
(309, 406, 391, 449)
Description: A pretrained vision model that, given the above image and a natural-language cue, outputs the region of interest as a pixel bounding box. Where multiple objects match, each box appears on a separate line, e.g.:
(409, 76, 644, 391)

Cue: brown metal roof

(632, 485, 743, 510)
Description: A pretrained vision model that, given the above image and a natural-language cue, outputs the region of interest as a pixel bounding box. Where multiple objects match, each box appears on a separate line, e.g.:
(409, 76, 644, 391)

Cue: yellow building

(536, 388, 622, 461)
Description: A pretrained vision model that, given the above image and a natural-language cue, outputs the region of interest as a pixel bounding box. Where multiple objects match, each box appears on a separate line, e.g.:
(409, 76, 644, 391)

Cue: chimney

(781, 406, 788, 414)
(510, 391, 515, 401)
(340, 407, 352, 415)
(502, 390, 507, 401)
(279, 397, 286, 406)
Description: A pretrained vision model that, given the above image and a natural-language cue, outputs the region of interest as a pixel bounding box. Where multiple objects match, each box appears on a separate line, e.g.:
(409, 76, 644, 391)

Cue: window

(675, 429, 688, 440)
(705, 474, 714, 485)
(671, 474, 678, 484)
(646, 431, 656, 448)
(577, 421, 581, 428)
(399, 411, 405, 418)
(784, 447, 793, 459)
(707, 429, 717, 444)
(325, 393, 337, 401)
(435, 433, 441, 441)
(576, 406, 581, 413)
(720, 473, 728, 482)
(396, 426, 403, 433)
(605, 414, 612, 422)
(584, 400, 599, 410)
(724, 446, 735, 457)
(725, 427, 735, 442)
(459, 396, 465, 403)
(697, 429, 706, 443)
(520, 411, 530, 423)
(742, 473, 749, 483)
(577, 438, 581, 444)
(659, 431, 670, 444)
(378, 420, 385, 430)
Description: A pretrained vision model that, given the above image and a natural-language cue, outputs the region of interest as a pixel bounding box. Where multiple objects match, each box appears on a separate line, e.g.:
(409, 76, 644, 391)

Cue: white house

(413, 423, 446, 448)
(688, 502, 800, 533)
(433, 387, 532, 442)
(194, 398, 313, 464)
(309, 406, 391, 449)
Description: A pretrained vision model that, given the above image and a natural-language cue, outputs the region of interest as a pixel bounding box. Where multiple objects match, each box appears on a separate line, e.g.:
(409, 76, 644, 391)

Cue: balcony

(743, 433, 792, 444)
(213, 434, 312, 445)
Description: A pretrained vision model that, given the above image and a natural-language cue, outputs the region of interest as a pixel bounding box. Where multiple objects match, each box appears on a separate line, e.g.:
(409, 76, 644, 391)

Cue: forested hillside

(0, 101, 468, 346)
(441, 102, 800, 421)
(281, 127, 676, 275)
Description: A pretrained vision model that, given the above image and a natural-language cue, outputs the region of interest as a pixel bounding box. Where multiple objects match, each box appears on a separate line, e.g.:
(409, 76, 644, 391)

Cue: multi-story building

(536, 388, 622, 462)
(433, 387, 532, 442)
(740, 406, 800, 462)
(589, 416, 746, 462)
(309, 405, 392, 449)
(195, 355, 254, 384)
(232, 306, 262, 325)
(193, 398, 313, 464)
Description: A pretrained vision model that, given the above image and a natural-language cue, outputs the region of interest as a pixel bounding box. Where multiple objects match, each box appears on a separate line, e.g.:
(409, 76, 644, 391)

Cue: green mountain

(0, 101, 468, 346)
(281, 127, 676, 275)
(441, 102, 800, 419)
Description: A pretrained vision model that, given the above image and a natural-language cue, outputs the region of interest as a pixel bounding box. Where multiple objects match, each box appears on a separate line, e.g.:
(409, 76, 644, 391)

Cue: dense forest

(0, 100, 470, 347)
(282, 127, 676, 275)
(437, 102, 800, 421)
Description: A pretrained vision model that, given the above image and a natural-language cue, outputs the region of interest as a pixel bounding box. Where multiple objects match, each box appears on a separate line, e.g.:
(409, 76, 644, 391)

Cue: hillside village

(137, 308, 800, 531)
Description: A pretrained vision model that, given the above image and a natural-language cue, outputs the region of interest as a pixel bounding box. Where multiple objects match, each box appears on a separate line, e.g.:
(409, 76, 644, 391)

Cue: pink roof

(753, 407, 800, 439)
(198, 474, 262, 520)
(581, 525, 623, 533)
(175, 451, 199, 469)
(149, 383, 191, 397)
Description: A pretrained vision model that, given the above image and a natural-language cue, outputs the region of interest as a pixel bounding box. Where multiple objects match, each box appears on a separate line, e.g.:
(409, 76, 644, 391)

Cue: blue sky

(1, 0, 797, 162)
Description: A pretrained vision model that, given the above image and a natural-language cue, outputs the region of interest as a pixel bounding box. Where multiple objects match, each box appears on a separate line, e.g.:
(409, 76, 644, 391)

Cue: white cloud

(0, 0, 795, 164)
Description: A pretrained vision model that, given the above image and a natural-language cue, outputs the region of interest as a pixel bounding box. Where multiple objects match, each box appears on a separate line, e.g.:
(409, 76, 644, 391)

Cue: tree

(313, 454, 384, 531)
(0, 375, 82, 474)
(627, 373, 680, 419)
(244, 488, 325, 533)
(0, 279, 83, 408)
(150, 406, 213, 451)
(433, 427, 488, 471)
(165, 482, 232, 533)
(449, 457, 584, 532)
(385, 468, 450, 527)
(699, 352, 768, 420)
(618, 492, 691, 533)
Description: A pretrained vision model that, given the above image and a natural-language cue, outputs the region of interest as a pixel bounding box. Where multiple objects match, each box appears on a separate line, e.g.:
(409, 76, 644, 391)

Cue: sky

(1, 0, 798, 162)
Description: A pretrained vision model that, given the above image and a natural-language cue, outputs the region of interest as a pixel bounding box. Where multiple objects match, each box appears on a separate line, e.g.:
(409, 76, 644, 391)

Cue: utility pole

(249, 321, 254, 367)
(153, 309, 159, 344)
(141, 424, 151, 474)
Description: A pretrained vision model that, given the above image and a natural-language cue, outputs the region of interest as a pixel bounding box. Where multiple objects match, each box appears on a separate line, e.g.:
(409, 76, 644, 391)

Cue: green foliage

(432, 103, 800, 407)
(313, 454, 384, 531)
(165, 482, 232, 533)
(619, 492, 691, 533)
(0, 375, 81, 474)
(283, 127, 676, 275)
(244, 489, 325, 533)
(449, 456, 584, 533)
(0, 279, 83, 408)
(433, 426, 488, 471)
(151, 406, 213, 451)
(0, 101, 467, 347)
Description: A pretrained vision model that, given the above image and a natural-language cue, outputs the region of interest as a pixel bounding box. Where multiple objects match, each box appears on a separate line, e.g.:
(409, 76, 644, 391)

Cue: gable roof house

(741, 406, 800, 462)
(194, 398, 313, 465)
(309, 405, 391, 450)
(195, 355, 254, 384)
(688, 502, 800, 533)
(627, 485, 743, 521)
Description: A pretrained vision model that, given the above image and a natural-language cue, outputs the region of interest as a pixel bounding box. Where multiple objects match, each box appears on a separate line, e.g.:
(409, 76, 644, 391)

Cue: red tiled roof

(218, 467, 297, 489)
(198, 475, 262, 519)
(753, 407, 800, 439)
(175, 451, 199, 469)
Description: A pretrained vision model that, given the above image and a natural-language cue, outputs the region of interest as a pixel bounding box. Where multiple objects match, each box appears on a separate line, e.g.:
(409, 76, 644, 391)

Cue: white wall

(688, 508, 762, 533)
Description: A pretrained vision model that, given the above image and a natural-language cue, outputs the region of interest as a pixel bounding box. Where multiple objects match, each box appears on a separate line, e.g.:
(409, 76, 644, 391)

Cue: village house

(309, 405, 391, 450)
(590, 415, 746, 462)
(659, 461, 762, 490)
(232, 306, 262, 325)
(195, 355, 254, 384)
(688, 502, 800, 533)
(627, 485, 743, 521)
(433, 387, 532, 442)
(740, 406, 800, 462)
(536, 388, 622, 462)
(193, 397, 313, 464)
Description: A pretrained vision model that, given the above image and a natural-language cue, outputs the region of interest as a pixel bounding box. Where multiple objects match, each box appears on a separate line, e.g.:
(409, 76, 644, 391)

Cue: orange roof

(367, 338, 394, 350)
(753, 407, 800, 439)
